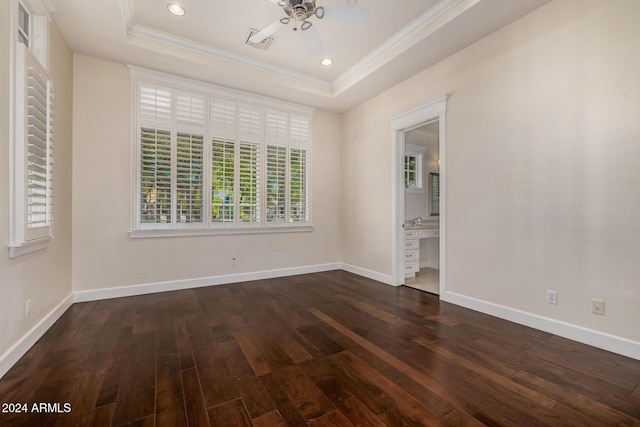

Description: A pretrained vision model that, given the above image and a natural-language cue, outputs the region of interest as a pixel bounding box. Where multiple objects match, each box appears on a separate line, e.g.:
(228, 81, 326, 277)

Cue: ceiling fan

(250, 0, 369, 56)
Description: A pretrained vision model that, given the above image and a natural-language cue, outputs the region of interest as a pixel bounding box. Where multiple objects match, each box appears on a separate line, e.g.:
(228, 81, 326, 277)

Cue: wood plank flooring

(1, 270, 639, 426)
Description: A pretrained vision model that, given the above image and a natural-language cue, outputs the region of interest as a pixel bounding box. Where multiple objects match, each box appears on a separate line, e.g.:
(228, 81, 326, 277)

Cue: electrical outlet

(232, 257, 236, 266)
(546, 290, 557, 305)
(355, 251, 360, 260)
(592, 299, 605, 315)
(26, 300, 32, 316)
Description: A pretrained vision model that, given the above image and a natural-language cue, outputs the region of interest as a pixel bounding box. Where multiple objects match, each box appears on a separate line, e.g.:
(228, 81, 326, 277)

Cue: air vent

(245, 28, 274, 50)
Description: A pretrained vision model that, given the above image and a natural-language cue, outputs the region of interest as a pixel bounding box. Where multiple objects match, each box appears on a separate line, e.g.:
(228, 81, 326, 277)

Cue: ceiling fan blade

(320, 6, 369, 24)
(250, 19, 286, 43)
(303, 26, 323, 57)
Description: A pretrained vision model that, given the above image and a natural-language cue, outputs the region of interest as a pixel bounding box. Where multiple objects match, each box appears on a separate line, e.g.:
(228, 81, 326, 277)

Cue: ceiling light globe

(321, 58, 333, 66)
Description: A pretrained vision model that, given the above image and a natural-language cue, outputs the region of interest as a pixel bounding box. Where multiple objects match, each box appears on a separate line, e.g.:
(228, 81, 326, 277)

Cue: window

(429, 172, 440, 216)
(18, 3, 30, 46)
(404, 144, 424, 192)
(131, 72, 313, 236)
(9, 0, 53, 258)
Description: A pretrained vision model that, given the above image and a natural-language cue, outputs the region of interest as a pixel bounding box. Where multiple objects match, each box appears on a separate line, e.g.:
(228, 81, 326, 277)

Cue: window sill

(128, 225, 313, 239)
(9, 237, 51, 258)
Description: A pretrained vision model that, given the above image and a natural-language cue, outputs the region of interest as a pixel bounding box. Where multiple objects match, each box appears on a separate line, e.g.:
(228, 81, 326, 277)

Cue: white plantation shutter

(176, 133, 204, 224)
(239, 142, 260, 223)
(140, 86, 171, 125)
(131, 73, 313, 234)
(26, 54, 53, 233)
(210, 97, 237, 224)
(265, 109, 288, 147)
(289, 115, 310, 223)
(140, 128, 172, 224)
(13, 43, 53, 243)
(266, 145, 286, 223)
(238, 103, 262, 143)
(138, 84, 173, 227)
(289, 115, 310, 149)
(265, 110, 287, 223)
(211, 139, 235, 223)
(176, 92, 205, 225)
(210, 97, 236, 140)
(238, 103, 261, 224)
(290, 148, 309, 222)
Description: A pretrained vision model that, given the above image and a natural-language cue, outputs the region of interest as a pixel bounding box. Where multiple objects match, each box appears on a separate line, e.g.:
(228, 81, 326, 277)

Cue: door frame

(390, 96, 447, 290)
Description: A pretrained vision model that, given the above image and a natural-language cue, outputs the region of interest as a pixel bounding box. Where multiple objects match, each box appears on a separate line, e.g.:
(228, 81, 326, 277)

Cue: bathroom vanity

(404, 225, 439, 278)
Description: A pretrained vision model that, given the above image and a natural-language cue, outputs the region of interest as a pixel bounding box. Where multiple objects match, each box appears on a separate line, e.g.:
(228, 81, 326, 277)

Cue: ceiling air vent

(245, 28, 274, 50)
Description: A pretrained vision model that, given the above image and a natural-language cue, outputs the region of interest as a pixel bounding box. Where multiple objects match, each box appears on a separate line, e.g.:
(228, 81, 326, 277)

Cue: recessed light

(167, 3, 186, 16)
(321, 58, 333, 66)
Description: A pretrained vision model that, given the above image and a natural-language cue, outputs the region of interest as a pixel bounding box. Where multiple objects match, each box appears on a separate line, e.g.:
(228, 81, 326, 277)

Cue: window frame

(8, 0, 53, 258)
(129, 67, 314, 238)
(404, 144, 424, 193)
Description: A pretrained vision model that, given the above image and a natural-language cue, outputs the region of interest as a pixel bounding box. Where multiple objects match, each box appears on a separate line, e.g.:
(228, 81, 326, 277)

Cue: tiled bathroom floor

(404, 267, 439, 295)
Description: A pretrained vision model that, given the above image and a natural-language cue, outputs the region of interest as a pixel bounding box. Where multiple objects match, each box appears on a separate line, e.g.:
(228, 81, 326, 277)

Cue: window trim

(8, 0, 53, 258)
(129, 66, 314, 238)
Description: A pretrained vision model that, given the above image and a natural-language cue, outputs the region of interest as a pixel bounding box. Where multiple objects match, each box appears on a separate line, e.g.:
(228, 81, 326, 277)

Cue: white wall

(71, 55, 342, 294)
(0, 7, 73, 364)
(342, 0, 640, 345)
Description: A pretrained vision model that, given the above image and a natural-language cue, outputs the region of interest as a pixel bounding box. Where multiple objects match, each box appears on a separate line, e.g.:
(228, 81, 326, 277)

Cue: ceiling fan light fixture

(167, 3, 186, 16)
(321, 58, 333, 66)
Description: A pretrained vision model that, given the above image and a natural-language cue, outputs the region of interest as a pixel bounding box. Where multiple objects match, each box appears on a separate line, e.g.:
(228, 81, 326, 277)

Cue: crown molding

(332, 0, 463, 96)
(119, 0, 469, 101)
(118, 0, 135, 32)
(127, 24, 333, 95)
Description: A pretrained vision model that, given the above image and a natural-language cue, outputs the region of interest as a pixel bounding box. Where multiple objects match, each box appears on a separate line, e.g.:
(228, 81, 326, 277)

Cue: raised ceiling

(49, 0, 551, 112)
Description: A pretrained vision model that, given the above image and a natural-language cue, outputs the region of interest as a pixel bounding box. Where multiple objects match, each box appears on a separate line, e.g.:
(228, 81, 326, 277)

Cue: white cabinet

(404, 230, 420, 277)
(404, 227, 439, 278)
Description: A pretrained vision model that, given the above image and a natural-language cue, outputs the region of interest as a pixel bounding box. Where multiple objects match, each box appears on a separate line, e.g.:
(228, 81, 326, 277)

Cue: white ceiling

(49, 0, 551, 112)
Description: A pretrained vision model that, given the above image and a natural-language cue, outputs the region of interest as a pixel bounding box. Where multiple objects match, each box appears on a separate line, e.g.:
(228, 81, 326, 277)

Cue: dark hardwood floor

(1, 270, 639, 426)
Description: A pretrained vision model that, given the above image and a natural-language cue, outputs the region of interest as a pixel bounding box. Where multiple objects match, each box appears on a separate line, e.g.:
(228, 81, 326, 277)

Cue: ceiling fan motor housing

(281, 0, 317, 23)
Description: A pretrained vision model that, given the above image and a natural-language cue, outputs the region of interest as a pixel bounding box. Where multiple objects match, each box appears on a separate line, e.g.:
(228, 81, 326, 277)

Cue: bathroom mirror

(429, 172, 439, 216)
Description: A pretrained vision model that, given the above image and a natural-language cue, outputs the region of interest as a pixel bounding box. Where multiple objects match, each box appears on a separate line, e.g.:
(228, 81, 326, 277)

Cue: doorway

(403, 121, 440, 294)
(390, 96, 447, 293)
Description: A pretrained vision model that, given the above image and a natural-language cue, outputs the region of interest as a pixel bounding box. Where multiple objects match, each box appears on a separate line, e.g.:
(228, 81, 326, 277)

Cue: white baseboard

(441, 291, 640, 361)
(340, 263, 394, 286)
(73, 262, 342, 303)
(0, 293, 74, 379)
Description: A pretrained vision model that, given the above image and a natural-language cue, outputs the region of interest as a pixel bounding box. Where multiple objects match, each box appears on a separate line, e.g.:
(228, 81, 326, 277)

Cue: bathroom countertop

(404, 222, 439, 230)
